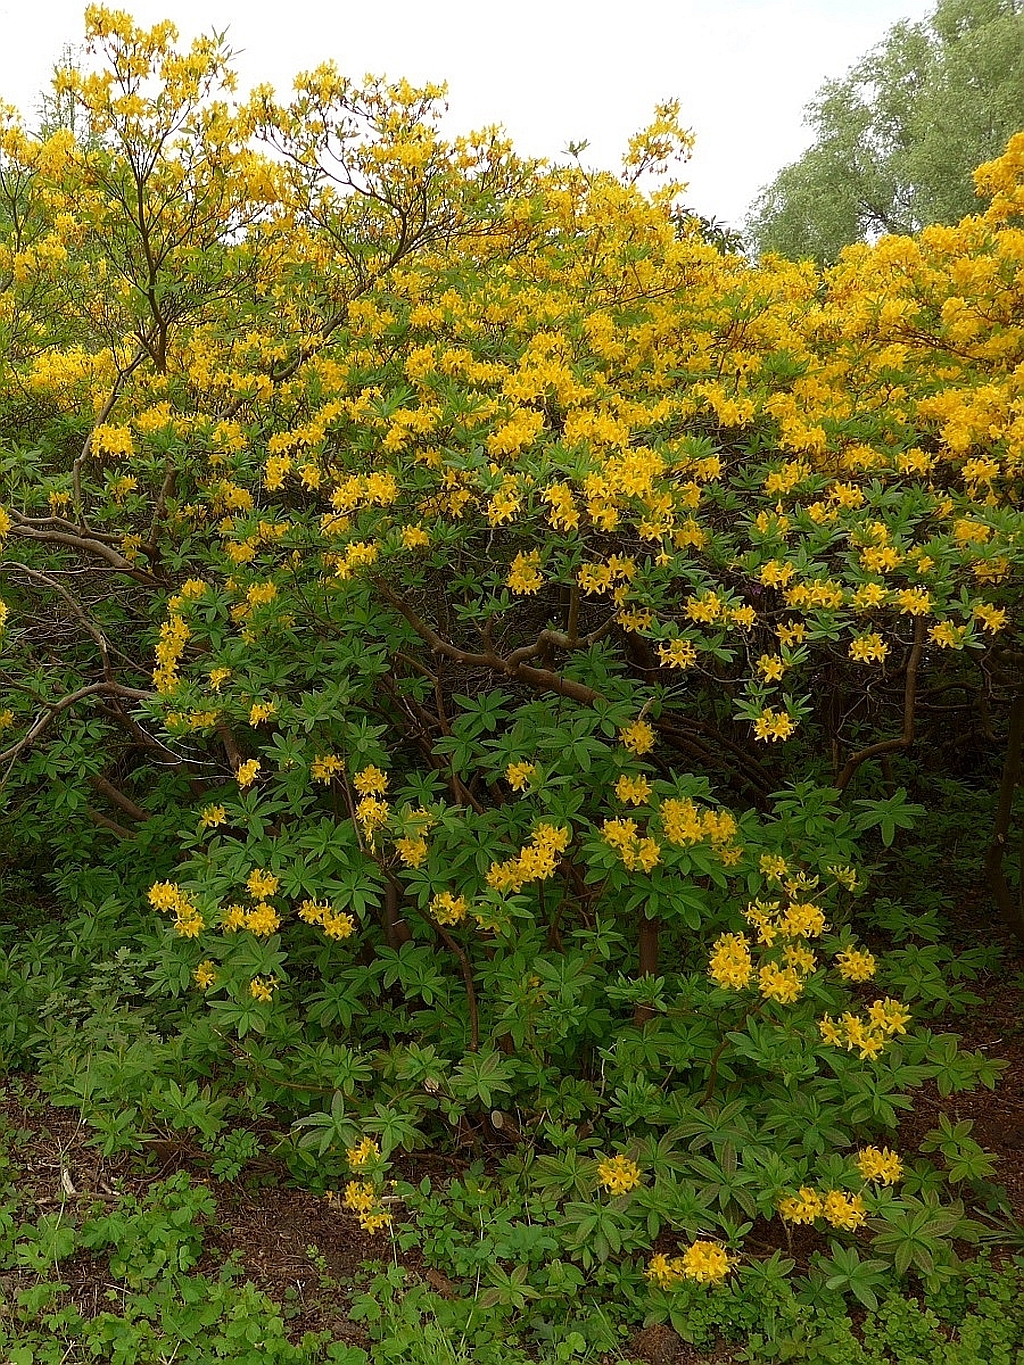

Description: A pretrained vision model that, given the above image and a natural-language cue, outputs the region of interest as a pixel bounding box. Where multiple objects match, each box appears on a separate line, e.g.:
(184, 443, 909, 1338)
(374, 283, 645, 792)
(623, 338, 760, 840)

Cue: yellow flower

(849, 633, 889, 664)
(199, 804, 227, 830)
(194, 960, 217, 990)
(323, 910, 356, 939)
(657, 637, 697, 668)
(507, 550, 544, 595)
(246, 869, 279, 899)
(974, 603, 1007, 633)
(311, 753, 344, 783)
(395, 835, 428, 866)
(855, 1146, 904, 1185)
(759, 854, 788, 880)
(758, 962, 803, 1003)
(822, 1190, 866, 1231)
(615, 773, 652, 806)
(779, 1187, 822, 1225)
(346, 1137, 381, 1168)
(236, 759, 261, 788)
(354, 765, 388, 796)
(596, 1154, 642, 1195)
(753, 708, 796, 743)
(249, 975, 277, 1003)
(505, 761, 536, 791)
(679, 1240, 734, 1285)
(709, 933, 753, 990)
(619, 718, 656, 755)
(431, 891, 469, 925)
(245, 902, 281, 936)
(757, 654, 787, 682)
(835, 947, 876, 982)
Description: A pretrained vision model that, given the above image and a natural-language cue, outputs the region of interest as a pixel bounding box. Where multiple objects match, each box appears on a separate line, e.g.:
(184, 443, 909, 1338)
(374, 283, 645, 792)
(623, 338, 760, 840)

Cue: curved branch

(835, 619, 926, 791)
(0, 681, 153, 767)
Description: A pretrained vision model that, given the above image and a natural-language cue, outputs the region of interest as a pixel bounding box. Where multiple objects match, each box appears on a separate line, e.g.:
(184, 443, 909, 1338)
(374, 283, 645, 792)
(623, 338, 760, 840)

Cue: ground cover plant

(3, 6, 1024, 1360)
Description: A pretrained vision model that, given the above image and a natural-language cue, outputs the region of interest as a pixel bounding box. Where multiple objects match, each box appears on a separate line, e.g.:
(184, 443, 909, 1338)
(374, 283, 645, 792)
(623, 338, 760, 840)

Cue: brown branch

(86, 808, 136, 840)
(0, 681, 153, 767)
(88, 774, 149, 823)
(835, 619, 926, 791)
(215, 721, 244, 771)
(375, 579, 498, 669)
(9, 513, 153, 578)
(7, 562, 114, 681)
(510, 663, 598, 704)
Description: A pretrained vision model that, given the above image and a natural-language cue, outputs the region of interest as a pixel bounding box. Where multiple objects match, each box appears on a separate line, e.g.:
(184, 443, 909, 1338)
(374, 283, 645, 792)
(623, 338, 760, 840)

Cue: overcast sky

(0, 0, 937, 228)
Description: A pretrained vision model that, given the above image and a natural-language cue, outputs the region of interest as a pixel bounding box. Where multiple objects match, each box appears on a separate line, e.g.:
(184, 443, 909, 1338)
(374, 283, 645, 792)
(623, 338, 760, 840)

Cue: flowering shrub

(0, 6, 1018, 1324)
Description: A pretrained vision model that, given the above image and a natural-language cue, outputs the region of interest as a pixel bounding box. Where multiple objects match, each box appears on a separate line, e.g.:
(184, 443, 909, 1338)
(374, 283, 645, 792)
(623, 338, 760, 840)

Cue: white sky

(0, 0, 936, 229)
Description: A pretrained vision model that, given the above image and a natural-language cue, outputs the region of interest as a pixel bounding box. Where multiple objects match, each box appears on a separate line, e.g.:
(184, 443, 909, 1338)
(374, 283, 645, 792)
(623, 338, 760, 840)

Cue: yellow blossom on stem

(505, 760, 536, 791)
(353, 765, 388, 796)
(236, 759, 260, 788)
(855, 1146, 904, 1185)
(779, 1187, 823, 1225)
(596, 1154, 642, 1195)
(615, 773, 652, 806)
(835, 947, 876, 981)
(708, 932, 753, 989)
(619, 718, 656, 755)
(194, 959, 217, 990)
(249, 975, 276, 1003)
(246, 869, 279, 898)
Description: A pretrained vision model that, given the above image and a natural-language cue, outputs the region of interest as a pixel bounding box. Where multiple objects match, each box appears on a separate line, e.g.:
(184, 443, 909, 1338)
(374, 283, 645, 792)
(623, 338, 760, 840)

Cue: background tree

(746, 0, 1024, 263)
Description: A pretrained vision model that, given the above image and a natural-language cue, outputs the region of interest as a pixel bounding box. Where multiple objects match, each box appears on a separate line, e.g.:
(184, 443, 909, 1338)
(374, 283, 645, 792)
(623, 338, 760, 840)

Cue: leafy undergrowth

(3, 967, 1024, 1365)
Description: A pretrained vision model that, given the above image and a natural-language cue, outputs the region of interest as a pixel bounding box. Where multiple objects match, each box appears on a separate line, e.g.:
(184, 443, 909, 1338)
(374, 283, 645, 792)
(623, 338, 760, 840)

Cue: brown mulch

(3, 919, 1024, 1365)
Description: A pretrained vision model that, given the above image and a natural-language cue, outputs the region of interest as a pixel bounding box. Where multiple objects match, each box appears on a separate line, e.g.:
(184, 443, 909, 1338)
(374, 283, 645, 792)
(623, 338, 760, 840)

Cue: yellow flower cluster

(235, 758, 261, 788)
(601, 817, 661, 872)
(708, 932, 753, 989)
(745, 899, 827, 944)
(311, 753, 344, 783)
(153, 613, 189, 695)
(485, 822, 571, 893)
(849, 633, 889, 664)
(834, 947, 876, 981)
(298, 899, 356, 940)
(615, 773, 652, 806)
(855, 1146, 904, 1185)
(505, 760, 536, 791)
(339, 1180, 391, 1234)
(507, 549, 544, 594)
(778, 1187, 866, 1231)
(658, 799, 737, 855)
(148, 880, 204, 937)
(431, 891, 468, 925)
(346, 1136, 381, 1168)
(249, 975, 277, 1003)
(596, 1154, 642, 1195)
(753, 708, 797, 744)
(199, 804, 226, 830)
(646, 1242, 734, 1288)
(194, 959, 217, 989)
(818, 997, 912, 1060)
(222, 871, 281, 937)
(657, 637, 698, 668)
(619, 718, 656, 755)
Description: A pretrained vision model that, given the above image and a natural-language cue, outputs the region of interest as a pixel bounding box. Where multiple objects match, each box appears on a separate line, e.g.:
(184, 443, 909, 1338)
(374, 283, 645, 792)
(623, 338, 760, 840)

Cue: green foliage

(747, 0, 1024, 262)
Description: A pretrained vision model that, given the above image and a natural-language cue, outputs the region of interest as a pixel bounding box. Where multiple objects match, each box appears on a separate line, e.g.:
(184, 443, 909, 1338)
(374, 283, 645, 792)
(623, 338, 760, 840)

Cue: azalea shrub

(1, 4, 1022, 1328)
